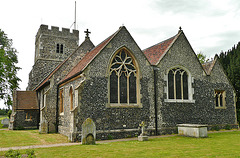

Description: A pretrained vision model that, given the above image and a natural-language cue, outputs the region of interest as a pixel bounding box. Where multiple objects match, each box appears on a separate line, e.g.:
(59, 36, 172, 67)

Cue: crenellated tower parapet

(27, 24, 79, 90)
(34, 24, 79, 63)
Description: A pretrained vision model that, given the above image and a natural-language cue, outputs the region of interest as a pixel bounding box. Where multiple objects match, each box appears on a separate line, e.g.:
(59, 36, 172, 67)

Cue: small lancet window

(168, 68, 188, 100)
(60, 44, 63, 53)
(56, 44, 63, 53)
(59, 89, 64, 114)
(56, 44, 60, 53)
(109, 49, 137, 105)
(215, 90, 226, 108)
(69, 87, 73, 110)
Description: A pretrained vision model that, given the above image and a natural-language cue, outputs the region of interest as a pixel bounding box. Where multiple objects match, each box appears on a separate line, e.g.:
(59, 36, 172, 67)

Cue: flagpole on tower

(74, 1, 76, 30)
(70, 1, 77, 30)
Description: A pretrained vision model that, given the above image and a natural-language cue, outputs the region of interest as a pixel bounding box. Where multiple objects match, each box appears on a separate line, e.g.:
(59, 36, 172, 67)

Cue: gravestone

(1, 118, 9, 128)
(138, 121, 148, 141)
(81, 118, 96, 145)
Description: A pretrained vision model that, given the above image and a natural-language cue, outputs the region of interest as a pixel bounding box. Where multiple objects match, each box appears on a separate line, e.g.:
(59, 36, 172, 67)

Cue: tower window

(60, 44, 63, 53)
(56, 44, 59, 53)
(56, 44, 63, 53)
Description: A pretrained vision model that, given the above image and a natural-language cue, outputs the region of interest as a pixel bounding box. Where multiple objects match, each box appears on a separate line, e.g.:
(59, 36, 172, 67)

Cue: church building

(10, 24, 238, 141)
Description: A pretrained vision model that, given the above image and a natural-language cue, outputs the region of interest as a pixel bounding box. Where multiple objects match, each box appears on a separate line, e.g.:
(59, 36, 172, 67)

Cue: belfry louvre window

(56, 44, 63, 53)
(109, 49, 137, 104)
(215, 90, 226, 108)
(168, 68, 188, 100)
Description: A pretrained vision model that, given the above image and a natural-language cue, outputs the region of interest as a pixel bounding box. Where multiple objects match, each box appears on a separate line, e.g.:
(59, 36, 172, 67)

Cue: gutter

(58, 71, 82, 86)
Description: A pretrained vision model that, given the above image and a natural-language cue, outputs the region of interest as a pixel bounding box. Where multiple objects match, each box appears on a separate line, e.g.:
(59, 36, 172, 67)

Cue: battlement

(36, 24, 79, 41)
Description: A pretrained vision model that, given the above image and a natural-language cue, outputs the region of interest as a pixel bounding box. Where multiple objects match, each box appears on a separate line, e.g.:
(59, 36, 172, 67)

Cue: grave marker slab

(1, 118, 9, 128)
(81, 118, 96, 145)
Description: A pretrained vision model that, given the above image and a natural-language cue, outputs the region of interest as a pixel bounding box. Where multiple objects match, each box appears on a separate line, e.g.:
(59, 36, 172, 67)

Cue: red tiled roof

(34, 62, 63, 91)
(143, 34, 178, 65)
(202, 57, 217, 75)
(16, 91, 38, 110)
(60, 27, 121, 83)
(34, 38, 95, 91)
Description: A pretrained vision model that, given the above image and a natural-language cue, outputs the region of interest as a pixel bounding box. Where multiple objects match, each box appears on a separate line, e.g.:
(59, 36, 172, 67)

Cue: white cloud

(0, 0, 240, 108)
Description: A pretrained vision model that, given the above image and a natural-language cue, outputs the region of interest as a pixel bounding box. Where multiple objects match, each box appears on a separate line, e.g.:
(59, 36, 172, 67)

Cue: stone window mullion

(173, 71, 176, 99)
(109, 49, 138, 105)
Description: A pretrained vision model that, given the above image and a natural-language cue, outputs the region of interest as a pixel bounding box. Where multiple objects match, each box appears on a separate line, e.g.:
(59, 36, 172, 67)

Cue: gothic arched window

(59, 89, 64, 114)
(168, 68, 189, 100)
(69, 87, 73, 111)
(215, 90, 226, 108)
(109, 48, 138, 105)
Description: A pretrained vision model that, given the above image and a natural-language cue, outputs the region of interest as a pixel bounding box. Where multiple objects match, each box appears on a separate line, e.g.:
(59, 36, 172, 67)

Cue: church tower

(27, 25, 79, 90)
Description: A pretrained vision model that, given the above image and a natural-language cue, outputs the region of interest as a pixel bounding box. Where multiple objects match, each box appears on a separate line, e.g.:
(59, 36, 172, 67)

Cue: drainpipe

(153, 66, 159, 135)
(56, 84, 59, 133)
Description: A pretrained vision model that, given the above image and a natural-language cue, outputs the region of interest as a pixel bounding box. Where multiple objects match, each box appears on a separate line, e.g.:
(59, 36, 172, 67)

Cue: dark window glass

(183, 72, 188, 99)
(120, 73, 127, 103)
(175, 71, 181, 99)
(219, 93, 223, 107)
(129, 73, 136, 103)
(110, 71, 118, 103)
(168, 71, 174, 99)
(60, 44, 63, 53)
(56, 44, 59, 53)
(109, 49, 137, 104)
(215, 93, 219, 107)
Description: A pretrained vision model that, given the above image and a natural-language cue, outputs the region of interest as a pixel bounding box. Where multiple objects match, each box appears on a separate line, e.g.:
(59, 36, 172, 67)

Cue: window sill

(215, 106, 226, 109)
(106, 103, 142, 108)
(164, 99, 195, 103)
(70, 106, 78, 113)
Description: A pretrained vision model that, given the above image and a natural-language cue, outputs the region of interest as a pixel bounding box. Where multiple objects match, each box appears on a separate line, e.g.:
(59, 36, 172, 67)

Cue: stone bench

(177, 124, 208, 138)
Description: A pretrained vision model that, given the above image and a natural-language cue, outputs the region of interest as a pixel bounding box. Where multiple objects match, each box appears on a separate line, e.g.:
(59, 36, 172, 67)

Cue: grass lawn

(0, 130, 69, 148)
(1, 130, 240, 157)
(0, 115, 8, 129)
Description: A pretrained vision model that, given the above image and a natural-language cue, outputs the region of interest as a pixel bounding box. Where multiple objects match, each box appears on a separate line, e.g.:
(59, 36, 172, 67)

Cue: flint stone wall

(156, 32, 237, 132)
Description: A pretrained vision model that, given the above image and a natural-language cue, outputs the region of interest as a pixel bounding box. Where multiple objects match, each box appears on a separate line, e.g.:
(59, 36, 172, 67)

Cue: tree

(196, 52, 209, 64)
(0, 29, 21, 109)
(218, 42, 240, 125)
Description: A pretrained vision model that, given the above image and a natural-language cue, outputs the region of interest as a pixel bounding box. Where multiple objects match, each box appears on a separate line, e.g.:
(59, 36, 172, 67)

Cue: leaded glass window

(168, 68, 188, 100)
(215, 90, 225, 107)
(109, 49, 137, 104)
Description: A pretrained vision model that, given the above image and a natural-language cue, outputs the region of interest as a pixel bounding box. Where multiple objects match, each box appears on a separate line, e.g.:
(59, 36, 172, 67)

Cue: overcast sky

(1, 0, 240, 108)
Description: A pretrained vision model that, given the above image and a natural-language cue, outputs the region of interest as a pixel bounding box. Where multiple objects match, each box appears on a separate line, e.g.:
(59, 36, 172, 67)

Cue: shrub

(4, 149, 36, 158)
(224, 124, 231, 130)
(26, 149, 36, 158)
(212, 125, 220, 131)
(107, 134, 113, 140)
(4, 149, 20, 158)
(15, 125, 24, 130)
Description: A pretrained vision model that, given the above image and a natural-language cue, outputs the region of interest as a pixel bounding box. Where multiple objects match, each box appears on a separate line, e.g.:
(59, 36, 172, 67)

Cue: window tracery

(109, 49, 137, 105)
(168, 68, 188, 100)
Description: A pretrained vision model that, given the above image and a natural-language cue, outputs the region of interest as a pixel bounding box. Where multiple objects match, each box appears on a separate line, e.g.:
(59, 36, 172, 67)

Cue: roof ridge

(34, 38, 95, 91)
(142, 35, 177, 52)
(155, 31, 182, 65)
